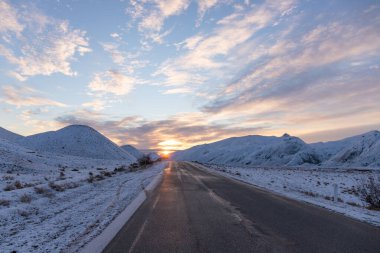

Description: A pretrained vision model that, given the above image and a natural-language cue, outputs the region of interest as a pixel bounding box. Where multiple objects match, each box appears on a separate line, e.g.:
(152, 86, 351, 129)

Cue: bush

(87, 172, 94, 183)
(0, 199, 10, 207)
(358, 177, 380, 210)
(14, 181, 23, 189)
(34, 186, 54, 197)
(114, 165, 126, 172)
(49, 182, 65, 192)
(20, 194, 32, 203)
(138, 155, 153, 166)
(3, 184, 15, 191)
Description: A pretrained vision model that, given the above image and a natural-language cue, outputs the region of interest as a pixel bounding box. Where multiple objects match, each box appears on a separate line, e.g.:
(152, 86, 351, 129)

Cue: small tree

(358, 176, 380, 209)
(138, 155, 153, 166)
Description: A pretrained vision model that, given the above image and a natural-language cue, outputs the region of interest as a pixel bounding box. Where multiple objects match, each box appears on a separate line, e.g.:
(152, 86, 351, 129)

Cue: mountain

(172, 131, 380, 168)
(172, 134, 320, 166)
(121, 144, 144, 159)
(323, 130, 380, 167)
(19, 125, 136, 161)
(0, 127, 24, 142)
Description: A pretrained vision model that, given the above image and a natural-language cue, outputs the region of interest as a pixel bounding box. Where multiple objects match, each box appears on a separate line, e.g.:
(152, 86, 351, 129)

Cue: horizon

(1, 0, 380, 152)
(1, 123, 379, 152)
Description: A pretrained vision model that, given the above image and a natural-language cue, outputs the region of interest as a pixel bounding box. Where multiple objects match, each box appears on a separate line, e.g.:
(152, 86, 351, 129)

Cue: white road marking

(128, 219, 148, 253)
(152, 194, 160, 210)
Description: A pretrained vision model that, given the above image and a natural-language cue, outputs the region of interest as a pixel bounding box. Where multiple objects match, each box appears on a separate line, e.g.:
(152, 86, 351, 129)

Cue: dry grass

(0, 199, 10, 207)
(20, 194, 32, 203)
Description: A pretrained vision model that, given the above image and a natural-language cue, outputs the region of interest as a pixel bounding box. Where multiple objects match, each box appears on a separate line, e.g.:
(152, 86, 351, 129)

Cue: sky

(0, 0, 379, 152)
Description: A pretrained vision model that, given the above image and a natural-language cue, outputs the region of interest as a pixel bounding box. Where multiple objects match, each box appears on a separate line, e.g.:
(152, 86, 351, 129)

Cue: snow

(121, 144, 144, 159)
(148, 152, 161, 161)
(0, 153, 167, 252)
(19, 125, 136, 161)
(0, 125, 167, 252)
(192, 162, 380, 226)
(172, 131, 380, 168)
(0, 127, 24, 142)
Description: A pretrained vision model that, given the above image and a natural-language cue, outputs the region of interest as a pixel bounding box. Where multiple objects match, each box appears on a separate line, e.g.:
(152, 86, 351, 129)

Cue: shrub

(87, 172, 94, 183)
(129, 163, 139, 172)
(59, 171, 65, 179)
(3, 184, 15, 191)
(358, 176, 380, 210)
(34, 186, 53, 197)
(0, 199, 10, 207)
(20, 194, 32, 203)
(114, 165, 126, 172)
(18, 209, 30, 217)
(14, 181, 23, 189)
(49, 182, 65, 192)
(138, 155, 153, 166)
(101, 171, 112, 177)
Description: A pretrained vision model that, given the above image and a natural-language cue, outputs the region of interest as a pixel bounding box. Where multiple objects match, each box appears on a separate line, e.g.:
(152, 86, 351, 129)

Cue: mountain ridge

(172, 130, 380, 167)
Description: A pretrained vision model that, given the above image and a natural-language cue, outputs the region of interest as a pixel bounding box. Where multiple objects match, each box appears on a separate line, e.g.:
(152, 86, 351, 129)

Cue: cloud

(82, 99, 106, 111)
(0, 1, 91, 80)
(163, 87, 192, 94)
(55, 111, 265, 149)
(101, 42, 125, 65)
(138, 0, 189, 32)
(1, 85, 66, 107)
(0, 0, 24, 37)
(126, 0, 189, 44)
(205, 20, 380, 113)
(154, 0, 296, 88)
(88, 70, 137, 96)
(197, 0, 220, 26)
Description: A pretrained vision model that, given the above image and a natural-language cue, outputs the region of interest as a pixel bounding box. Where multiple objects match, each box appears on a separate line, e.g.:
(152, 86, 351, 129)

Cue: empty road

(104, 162, 380, 253)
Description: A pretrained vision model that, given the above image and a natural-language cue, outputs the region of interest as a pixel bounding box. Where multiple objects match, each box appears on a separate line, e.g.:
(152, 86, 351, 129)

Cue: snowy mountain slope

(19, 125, 136, 161)
(121, 144, 144, 159)
(324, 130, 380, 167)
(148, 152, 161, 161)
(172, 134, 321, 166)
(172, 131, 380, 167)
(0, 127, 24, 142)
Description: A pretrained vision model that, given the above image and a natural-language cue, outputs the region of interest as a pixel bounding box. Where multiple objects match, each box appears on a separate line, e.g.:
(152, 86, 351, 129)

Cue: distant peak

(282, 133, 290, 138)
(62, 124, 95, 131)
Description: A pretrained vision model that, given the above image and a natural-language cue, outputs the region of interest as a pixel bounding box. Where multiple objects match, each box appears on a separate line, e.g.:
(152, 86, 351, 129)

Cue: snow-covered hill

(172, 134, 319, 166)
(121, 144, 144, 159)
(172, 131, 380, 167)
(0, 127, 24, 142)
(324, 131, 380, 167)
(19, 125, 136, 161)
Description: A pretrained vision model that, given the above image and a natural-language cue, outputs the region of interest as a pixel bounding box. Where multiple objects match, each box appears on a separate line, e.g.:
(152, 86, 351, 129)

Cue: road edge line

(80, 171, 164, 253)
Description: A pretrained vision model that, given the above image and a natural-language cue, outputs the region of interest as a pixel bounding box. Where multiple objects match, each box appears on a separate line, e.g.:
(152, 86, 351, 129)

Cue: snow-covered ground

(194, 162, 380, 226)
(0, 161, 167, 253)
(0, 124, 167, 252)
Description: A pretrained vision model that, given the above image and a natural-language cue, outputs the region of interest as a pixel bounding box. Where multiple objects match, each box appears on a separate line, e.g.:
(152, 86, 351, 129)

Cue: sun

(159, 150, 171, 159)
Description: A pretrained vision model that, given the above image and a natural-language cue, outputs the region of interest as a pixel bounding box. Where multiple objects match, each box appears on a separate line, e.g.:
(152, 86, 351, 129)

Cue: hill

(121, 144, 144, 159)
(19, 125, 136, 161)
(172, 131, 380, 167)
(0, 127, 24, 142)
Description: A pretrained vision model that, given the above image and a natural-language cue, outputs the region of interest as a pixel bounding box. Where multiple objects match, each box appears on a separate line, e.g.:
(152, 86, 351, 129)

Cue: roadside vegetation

(359, 176, 380, 210)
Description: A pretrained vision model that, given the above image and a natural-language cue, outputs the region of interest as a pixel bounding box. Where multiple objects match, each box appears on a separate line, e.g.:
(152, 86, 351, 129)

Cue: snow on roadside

(194, 163, 380, 226)
(0, 162, 167, 253)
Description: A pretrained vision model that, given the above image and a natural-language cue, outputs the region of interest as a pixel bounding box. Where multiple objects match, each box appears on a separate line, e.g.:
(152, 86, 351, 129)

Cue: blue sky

(0, 0, 379, 151)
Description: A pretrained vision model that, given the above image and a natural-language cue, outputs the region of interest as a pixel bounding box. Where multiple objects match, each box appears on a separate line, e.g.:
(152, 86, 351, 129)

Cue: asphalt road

(103, 161, 380, 253)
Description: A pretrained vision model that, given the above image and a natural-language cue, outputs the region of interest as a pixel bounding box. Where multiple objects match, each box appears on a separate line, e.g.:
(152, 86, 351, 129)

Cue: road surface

(104, 162, 380, 253)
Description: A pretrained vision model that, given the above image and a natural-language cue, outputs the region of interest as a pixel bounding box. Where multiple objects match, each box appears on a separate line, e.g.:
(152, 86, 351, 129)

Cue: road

(104, 161, 380, 253)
